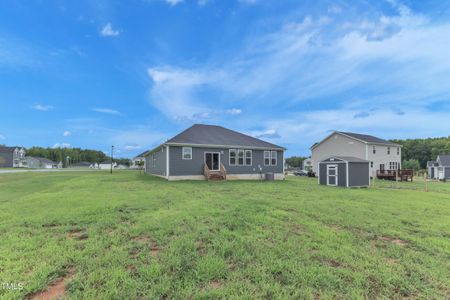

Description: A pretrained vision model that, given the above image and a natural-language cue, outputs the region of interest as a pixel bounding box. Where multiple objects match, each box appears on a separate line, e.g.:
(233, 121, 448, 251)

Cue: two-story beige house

(311, 131, 402, 177)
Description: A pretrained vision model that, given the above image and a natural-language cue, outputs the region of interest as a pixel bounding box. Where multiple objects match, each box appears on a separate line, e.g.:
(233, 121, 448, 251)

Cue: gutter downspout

(166, 145, 170, 180)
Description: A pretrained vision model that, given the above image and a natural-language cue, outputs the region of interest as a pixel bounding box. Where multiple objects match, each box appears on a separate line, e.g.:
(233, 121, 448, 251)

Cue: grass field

(0, 171, 449, 299)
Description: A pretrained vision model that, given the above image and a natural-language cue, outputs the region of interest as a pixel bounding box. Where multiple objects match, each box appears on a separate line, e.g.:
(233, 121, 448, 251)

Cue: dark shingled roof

(339, 132, 400, 146)
(134, 150, 150, 158)
(165, 124, 284, 149)
(438, 155, 450, 166)
(0, 146, 22, 152)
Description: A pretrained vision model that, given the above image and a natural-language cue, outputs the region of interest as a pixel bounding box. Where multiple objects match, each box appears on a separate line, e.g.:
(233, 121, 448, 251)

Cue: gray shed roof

(164, 124, 284, 150)
(438, 155, 450, 166)
(322, 156, 369, 163)
(339, 132, 400, 146)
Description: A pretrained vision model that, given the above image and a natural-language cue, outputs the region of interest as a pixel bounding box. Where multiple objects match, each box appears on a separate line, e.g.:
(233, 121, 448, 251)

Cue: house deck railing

(377, 169, 414, 182)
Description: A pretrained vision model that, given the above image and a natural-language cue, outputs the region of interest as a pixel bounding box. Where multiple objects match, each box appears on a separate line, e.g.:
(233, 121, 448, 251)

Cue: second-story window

(397, 147, 400, 155)
(372, 146, 376, 154)
(387, 147, 391, 155)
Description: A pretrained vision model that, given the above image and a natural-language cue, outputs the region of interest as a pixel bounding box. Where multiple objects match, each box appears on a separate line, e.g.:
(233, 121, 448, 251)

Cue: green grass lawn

(373, 177, 450, 194)
(0, 171, 449, 299)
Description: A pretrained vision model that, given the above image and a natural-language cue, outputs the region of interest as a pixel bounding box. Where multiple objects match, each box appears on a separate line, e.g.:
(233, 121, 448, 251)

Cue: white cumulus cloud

(100, 23, 120, 37)
(91, 108, 121, 115)
(53, 143, 71, 149)
(226, 108, 242, 115)
(32, 104, 53, 111)
(63, 131, 71, 137)
(165, 0, 183, 6)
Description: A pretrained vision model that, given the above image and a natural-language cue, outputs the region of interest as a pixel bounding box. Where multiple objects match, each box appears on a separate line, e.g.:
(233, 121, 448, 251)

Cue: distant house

(25, 157, 56, 169)
(71, 161, 92, 168)
(427, 155, 450, 180)
(99, 161, 117, 170)
(0, 146, 26, 168)
(132, 151, 149, 169)
(302, 157, 313, 171)
(311, 131, 402, 178)
(145, 124, 285, 180)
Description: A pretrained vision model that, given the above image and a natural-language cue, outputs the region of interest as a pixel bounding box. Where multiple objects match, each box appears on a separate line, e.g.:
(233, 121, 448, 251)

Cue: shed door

(327, 165, 338, 186)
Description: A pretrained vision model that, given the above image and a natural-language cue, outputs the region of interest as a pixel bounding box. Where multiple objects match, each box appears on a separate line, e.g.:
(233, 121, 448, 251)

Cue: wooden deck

(377, 169, 414, 182)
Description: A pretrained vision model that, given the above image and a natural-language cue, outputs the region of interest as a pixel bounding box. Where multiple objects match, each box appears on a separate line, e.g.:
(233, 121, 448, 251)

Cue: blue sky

(1, 0, 450, 158)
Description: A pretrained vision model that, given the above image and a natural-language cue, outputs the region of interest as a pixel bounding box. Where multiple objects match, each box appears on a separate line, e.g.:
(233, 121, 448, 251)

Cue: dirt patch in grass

(196, 240, 207, 255)
(209, 280, 223, 289)
(67, 228, 88, 240)
(129, 247, 140, 259)
(290, 224, 304, 235)
(133, 235, 151, 244)
(323, 259, 343, 268)
(126, 264, 137, 273)
(42, 222, 61, 228)
(131, 234, 160, 257)
(150, 244, 160, 257)
(378, 236, 408, 246)
(28, 267, 75, 300)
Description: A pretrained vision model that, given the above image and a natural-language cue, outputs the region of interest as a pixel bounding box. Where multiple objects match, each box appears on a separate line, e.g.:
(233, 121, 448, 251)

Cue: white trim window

(238, 149, 244, 166)
(182, 147, 192, 160)
(271, 151, 277, 166)
(229, 149, 236, 166)
(264, 151, 271, 166)
(387, 147, 391, 155)
(245, 150, 252, 166)
(397, 147, 400, 155)
(373, 146, 376, 154)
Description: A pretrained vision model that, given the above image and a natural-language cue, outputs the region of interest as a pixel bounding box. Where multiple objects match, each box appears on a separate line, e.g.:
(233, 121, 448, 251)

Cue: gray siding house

(0, 146, 26, 168)
(132, 151, 149, 169)
(427, 155, 450, 180)
(311, 131, 402, 178)
(145, 124, 285, 180)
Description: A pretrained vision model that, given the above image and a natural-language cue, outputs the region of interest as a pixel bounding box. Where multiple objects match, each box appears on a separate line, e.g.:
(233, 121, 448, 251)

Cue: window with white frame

(387, 147, 391, 155)
(271, 151, 277, 166)
(370, 161, 373, 168)
(264, 151, 270, 166)
(245, 150, 252, 166)
(397, 147, 400, 155)
(373, 146, 376, 154)
(238, 149, 244, 166)
(182, 147, 192, 160)
(229, 149, 236, 166)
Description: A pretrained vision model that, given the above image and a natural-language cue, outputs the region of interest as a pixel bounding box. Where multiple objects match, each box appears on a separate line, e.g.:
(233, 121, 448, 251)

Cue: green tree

(285, 156, 306, 168)
(402, 159, 420, 171)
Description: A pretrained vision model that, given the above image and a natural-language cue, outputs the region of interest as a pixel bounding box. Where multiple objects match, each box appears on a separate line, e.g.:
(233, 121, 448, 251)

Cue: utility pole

(111, 145, 114, 174)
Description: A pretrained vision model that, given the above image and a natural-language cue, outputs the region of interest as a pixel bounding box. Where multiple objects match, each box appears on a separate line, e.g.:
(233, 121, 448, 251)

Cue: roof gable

(437, 155, 450, 166)
(165, 124, 284, 150)
(311, 131, 401, 149)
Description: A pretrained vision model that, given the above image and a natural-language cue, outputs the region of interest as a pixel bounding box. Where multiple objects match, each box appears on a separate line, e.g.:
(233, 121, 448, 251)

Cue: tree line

(26, 147, 131, 167)
(390, 136, 450, 170)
